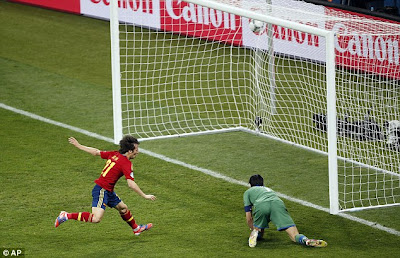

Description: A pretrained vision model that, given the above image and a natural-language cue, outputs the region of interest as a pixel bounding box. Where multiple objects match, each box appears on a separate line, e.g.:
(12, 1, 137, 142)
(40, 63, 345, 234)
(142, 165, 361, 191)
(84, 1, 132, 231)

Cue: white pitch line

(1, 102, 399, 237)
(0, 103, 114, 143)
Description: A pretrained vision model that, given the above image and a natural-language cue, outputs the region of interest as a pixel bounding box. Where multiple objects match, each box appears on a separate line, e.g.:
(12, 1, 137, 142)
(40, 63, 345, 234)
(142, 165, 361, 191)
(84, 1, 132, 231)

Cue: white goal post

(109, 0, 400, 214)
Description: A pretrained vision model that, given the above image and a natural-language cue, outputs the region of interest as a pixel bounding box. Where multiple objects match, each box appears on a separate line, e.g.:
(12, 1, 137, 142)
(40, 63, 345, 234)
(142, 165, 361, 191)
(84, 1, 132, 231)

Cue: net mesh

(116, 0, 400, 211)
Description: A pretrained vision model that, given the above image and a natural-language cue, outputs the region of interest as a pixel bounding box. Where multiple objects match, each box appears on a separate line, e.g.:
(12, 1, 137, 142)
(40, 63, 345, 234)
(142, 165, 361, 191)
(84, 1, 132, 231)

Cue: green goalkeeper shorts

(252, 199, 295, 231)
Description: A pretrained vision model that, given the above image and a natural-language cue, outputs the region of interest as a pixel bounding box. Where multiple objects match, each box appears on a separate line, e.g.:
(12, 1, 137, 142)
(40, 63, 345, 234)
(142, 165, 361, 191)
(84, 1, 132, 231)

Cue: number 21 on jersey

(101, 159, 115, 177)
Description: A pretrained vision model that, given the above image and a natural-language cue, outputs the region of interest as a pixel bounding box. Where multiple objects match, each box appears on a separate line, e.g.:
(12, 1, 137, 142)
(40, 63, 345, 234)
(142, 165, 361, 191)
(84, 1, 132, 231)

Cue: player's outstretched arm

(68, 137, 101, 156)
(127, 179, 156, 201)
(245, 211, 254, 230)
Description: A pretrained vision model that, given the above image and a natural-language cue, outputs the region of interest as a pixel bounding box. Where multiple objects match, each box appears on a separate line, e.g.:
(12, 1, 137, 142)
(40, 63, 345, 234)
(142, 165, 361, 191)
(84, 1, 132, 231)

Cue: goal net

(110, 0, 400, 213)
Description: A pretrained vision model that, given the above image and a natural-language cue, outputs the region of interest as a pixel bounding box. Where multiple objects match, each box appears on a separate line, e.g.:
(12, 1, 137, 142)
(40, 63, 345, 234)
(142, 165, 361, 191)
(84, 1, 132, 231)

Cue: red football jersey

(94, 151, 134, 192)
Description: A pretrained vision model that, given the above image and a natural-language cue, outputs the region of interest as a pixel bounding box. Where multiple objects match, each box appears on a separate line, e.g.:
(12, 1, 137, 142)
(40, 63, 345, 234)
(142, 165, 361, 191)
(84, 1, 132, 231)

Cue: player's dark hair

(249, 174, 264, 187)
(119, 135, 139, 154)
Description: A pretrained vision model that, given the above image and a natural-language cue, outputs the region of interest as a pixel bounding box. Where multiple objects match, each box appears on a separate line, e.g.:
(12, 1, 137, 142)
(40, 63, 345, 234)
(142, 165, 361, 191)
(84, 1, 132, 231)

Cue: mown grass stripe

(1, 102, 399, 237)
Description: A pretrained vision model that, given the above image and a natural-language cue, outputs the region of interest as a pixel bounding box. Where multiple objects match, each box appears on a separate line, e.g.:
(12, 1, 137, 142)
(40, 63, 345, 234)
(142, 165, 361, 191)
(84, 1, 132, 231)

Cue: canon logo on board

(165, 0, 237, 31)
(273, 23, 320, 47)
(332, 23, 400, 65)
(90, 0, 154, 14)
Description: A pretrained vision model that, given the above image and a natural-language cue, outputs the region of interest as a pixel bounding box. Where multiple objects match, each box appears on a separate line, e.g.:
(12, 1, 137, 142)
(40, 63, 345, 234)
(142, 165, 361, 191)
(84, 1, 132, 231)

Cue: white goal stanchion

(109, 0, 400, 214)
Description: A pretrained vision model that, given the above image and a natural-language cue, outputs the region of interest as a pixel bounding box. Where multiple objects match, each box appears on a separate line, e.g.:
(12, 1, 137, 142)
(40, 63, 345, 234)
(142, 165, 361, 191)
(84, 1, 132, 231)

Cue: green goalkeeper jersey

(243, 186, 295, 230)
(243, 186, 281, 208)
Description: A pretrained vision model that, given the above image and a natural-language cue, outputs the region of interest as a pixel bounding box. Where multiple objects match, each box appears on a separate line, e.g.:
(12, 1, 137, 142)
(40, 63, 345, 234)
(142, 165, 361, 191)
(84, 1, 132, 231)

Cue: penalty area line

(1, 102, 399, 237)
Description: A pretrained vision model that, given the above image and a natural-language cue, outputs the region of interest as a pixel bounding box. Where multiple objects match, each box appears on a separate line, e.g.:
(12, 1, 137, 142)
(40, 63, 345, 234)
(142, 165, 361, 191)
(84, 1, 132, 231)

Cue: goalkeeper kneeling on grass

(244, 174, 327, 248)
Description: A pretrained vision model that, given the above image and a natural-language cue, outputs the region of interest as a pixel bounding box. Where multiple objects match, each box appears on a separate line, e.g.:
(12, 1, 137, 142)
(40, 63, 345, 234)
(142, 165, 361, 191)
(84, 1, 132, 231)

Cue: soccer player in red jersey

(54, 135, 156, 236)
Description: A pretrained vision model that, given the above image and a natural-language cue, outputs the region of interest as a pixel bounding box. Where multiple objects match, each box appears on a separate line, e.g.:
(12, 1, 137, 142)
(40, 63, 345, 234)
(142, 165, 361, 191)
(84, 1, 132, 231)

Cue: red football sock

(67, 212, 93, 222)
(120, 210, 138, 229)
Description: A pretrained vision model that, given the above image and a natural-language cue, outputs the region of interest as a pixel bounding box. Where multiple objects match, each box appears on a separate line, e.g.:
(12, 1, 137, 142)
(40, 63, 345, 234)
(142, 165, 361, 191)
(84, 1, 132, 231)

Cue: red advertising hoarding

(10, 0, 80, 14)
(10, 0, 400, 79)
(160, 0, 243, 46)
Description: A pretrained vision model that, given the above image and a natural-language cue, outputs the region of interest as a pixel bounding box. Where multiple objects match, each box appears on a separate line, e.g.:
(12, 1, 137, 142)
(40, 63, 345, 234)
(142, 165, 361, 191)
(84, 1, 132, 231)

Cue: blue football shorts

(91, 184, 121, 209)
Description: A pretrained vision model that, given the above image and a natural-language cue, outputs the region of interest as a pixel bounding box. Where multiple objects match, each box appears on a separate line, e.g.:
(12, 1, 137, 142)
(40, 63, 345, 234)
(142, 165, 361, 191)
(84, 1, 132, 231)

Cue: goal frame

(109, 0, 339, 214)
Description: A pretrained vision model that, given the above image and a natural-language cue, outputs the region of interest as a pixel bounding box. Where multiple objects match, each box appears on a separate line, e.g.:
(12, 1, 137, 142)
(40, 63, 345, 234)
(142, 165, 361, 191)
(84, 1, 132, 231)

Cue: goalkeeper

(244, 174, 327, 248)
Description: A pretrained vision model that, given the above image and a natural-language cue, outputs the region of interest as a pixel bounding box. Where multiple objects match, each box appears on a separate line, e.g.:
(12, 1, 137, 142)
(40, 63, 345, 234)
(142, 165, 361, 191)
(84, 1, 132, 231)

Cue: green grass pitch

(1, 1, 400, 257)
